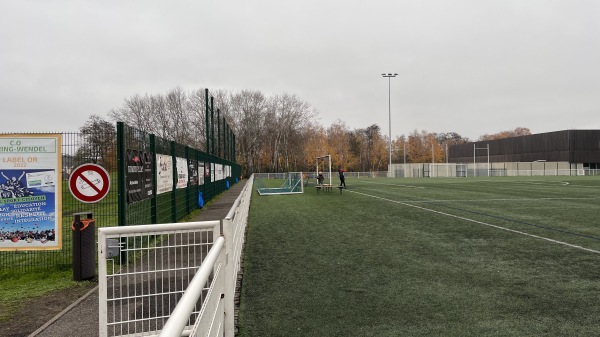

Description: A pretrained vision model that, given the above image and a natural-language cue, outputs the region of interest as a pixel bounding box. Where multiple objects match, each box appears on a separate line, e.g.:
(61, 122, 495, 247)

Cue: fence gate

(98, 221, 221, 337)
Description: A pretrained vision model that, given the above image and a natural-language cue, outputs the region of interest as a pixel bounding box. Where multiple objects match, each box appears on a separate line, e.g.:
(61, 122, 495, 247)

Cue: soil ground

(1, 282, 97, 337)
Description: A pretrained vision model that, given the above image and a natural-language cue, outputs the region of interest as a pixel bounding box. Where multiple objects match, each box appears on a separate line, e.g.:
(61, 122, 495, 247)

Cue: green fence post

(211, 97, 215, 156)
(217, 109, 221, 158)
(116, 122, 128, 263)
(117, 122, 126, 227)
(171, 141, 177, 223)
(150, 134, 157, 224)
(205, 88, 210, 157)
(185, 145, 191, 215)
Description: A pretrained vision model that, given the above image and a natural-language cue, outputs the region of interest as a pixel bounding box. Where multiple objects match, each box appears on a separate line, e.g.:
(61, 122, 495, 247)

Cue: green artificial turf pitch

(238, 176, 600, 337)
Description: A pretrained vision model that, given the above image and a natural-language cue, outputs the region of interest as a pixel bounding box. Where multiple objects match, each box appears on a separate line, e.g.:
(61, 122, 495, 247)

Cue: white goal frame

(316, 155, 332, 185)
(255, 172, 304, 196)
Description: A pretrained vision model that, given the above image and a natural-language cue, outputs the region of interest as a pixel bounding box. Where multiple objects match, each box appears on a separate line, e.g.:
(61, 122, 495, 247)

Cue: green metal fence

(1, 118, 240, 272)
(0, 132, 119, 272)
(117, 122, 240, 227)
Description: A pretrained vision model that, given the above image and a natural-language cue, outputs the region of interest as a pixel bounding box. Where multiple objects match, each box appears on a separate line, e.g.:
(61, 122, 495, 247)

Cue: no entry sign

(69, 164, 111, 203)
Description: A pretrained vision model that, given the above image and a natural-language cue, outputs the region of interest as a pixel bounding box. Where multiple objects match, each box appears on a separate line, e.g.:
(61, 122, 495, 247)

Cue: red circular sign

(69, 164, 111, 203)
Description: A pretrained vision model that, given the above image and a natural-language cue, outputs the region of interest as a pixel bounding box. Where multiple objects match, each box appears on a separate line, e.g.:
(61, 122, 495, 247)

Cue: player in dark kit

(338, 168, 346, 189)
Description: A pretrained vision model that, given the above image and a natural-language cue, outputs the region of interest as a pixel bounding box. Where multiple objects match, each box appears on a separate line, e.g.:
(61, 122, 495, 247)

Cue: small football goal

(255, 172, 304, 196)
(316, 155, 332, 185)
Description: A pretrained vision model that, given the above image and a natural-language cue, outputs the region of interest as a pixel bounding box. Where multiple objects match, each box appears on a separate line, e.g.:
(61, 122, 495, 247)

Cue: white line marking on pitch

(358, 187, 599, 203)
(348, 190, 600, 255)
(358, 180, 424, 188)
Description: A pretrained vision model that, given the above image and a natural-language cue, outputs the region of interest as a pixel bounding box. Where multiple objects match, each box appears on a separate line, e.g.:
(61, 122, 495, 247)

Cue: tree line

(79, 86, 530, 175)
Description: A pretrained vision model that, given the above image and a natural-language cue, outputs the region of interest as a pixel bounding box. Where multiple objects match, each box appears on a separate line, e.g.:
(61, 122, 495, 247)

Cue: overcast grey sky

(1, 0, 599, 140)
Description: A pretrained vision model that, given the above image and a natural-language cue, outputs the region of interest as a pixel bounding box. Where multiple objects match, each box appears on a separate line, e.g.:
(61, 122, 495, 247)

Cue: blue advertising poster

(0, 135, 62, 251)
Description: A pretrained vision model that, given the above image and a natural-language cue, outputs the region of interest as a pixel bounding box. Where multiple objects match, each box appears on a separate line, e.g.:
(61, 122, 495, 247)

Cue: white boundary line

(349, 190, 600, 255)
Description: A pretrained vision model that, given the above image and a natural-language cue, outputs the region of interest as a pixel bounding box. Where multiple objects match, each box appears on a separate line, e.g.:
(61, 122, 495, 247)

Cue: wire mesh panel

(98, 221, 220, 337)
(119, 124, 154, 227)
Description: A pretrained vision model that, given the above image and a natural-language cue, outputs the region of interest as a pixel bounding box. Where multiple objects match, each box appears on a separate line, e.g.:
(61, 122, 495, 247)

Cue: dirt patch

(0, 282, 97, 337)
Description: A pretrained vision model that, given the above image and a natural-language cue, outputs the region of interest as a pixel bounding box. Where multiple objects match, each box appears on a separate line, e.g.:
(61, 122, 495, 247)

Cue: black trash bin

(72, 212, 95, 281)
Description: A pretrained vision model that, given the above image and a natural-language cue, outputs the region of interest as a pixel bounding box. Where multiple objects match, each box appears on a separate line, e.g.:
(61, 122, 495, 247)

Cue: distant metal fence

(390, 162, 589, 178)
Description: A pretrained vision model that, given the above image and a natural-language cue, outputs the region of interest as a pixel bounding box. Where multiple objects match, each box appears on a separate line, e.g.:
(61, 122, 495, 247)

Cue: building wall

(448, 130, 600, 164)
(570, 130, 600, 163)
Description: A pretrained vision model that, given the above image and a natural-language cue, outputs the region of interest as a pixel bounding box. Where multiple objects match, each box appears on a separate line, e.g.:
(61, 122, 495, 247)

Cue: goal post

(429, 163, 468, 177)
(316, 155, 332, 185)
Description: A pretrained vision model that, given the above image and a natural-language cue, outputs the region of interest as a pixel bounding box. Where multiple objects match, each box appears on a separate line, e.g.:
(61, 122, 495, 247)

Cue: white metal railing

(160, 236, 226, 337)
(98, 175, 254, 337)
(222, 176, 253, 336)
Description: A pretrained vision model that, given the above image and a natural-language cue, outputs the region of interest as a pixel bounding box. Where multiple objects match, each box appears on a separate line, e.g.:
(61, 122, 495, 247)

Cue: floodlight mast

(382, 73, 398, 177)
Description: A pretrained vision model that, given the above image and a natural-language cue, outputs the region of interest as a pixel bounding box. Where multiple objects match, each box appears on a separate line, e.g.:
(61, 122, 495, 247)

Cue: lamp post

(382, 73, 398, 176)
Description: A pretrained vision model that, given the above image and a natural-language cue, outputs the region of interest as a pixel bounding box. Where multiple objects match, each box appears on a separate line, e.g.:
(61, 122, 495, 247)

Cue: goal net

(429, 163, 468, 177)
(256, 172, 304, 196)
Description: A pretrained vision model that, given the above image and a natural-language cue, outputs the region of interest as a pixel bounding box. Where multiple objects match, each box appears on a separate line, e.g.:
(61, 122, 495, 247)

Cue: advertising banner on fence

(0, 134, 62, 251)
(188, 159, 198, 186)
(201, 162, 208, 185)
(176, 157, 188, 189)
(156, 154, 173, 195)
(215, 163, 224, 181)
(126, 149, 153, 203)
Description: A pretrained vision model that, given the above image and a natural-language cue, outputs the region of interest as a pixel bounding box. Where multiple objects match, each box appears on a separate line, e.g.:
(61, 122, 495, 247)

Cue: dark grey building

(448, 130, 600, 169)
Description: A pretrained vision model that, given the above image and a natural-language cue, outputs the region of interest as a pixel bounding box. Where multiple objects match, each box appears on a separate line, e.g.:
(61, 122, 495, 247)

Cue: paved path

(30, 180, 248, 337)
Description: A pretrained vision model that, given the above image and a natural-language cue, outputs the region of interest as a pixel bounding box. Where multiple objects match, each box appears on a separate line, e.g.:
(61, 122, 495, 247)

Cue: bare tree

(76, 115, 117, 170)
(266, 93, 315, 172)
(229, 90, 268, 174)
(108, 94, 153, 133)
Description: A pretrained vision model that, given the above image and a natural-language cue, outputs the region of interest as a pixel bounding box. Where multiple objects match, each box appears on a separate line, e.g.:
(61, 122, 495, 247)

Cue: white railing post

(98, 230, 108, 337)
(223, 212, 235, 336)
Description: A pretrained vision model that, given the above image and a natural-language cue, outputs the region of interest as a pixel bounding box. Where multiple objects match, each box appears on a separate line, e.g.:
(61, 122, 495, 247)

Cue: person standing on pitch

(338, 168, 346, 188)
(317, 171, 324, 185)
